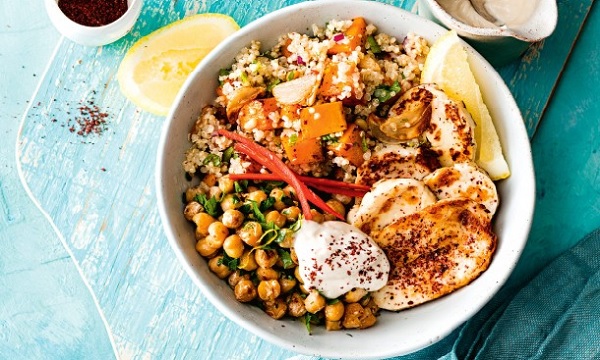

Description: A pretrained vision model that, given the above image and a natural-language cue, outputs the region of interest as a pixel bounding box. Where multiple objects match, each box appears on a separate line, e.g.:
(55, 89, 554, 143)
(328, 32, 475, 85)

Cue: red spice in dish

(58, 0, 128, 27)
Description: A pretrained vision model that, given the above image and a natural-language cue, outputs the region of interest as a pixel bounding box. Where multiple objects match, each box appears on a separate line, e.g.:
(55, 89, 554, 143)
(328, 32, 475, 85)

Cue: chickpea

(279, 277, 297, 293)
(278, 230, 294, 248)
(223, 234, 244, 259)
(332, 193, 352, 205)
(208, 255, 232, 279)
(222, 209, 244, 229)
(218, 175, 235, 194)
(325, 301, 345, 322)
(290, 248, 298, 265)
(238, 249, 258, 271)
(205, 234, 225, 249)
(258, 279, 281, 302)
(247, 190, 268, 205)
(309, 209, 325, 224)
(220, 194, 240, 212)
(254, 249, 279, 269)
(325, 199, 346, 217)
(281, 206, 301, 222)
(265, 210, 286, 228)
(294, 266, 304, 283)
(238, 221, 263, 247)
(234, 278, 257, 302)
(287, 292, 307, 317)
(264, 298, 287, 320)
(202, 173, 217, 187)
(192, 212, 216, 238)
(185, 184, 208, 202)
(227, 270, 248, 288)
(246, 185, 259, 193)
(208, 221, 229, 242)
(298, 283, 310, 295)
(282, 185, 296, 199)
(269, 188, 285, 201)
(304, 290, 326, 314)
(342, 302, 377, 329)
(344, 288, 368, 303)
(325, 320, 342, 331)
(256, 267, 279, 281)
(273, 200, 287, 211)
(183, 201, 203, 221)
(209, 186, 222, 199)
(195, 238, 218, 258)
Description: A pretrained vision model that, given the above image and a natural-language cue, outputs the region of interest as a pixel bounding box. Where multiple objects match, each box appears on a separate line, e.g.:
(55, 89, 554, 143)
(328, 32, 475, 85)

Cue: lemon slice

(421, 30, 510, 180)
(117, 14, 239, 116)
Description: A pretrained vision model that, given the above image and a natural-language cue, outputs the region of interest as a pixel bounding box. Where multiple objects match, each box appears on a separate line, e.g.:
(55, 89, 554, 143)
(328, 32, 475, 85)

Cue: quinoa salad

(181, 17, 499, 332)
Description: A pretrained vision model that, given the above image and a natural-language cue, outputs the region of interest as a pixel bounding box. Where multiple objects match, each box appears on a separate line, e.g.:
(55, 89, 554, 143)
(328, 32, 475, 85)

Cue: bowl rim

(156, 1, 535, 358)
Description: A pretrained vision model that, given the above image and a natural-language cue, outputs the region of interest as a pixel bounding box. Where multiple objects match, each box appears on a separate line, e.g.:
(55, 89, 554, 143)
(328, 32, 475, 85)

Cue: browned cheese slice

(371, 198, 497, 311)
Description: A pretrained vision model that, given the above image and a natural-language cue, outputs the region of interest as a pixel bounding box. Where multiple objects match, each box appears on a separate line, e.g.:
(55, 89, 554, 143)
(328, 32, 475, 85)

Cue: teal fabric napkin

(398, 228, 600, 360)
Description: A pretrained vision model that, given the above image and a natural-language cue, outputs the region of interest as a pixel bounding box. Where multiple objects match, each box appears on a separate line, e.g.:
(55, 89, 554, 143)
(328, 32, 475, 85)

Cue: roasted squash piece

(237, 97, 280, 131)
(328, 17, 368, 54)
(327, 123, 365, 167)
(281, 134, 324, 165)
(300, 101, 347, 139)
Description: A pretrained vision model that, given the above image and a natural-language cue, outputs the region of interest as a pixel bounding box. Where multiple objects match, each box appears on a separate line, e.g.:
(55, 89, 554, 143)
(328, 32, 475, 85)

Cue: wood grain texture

(13, 0, 593, 359)
(0, 2, 115, 359)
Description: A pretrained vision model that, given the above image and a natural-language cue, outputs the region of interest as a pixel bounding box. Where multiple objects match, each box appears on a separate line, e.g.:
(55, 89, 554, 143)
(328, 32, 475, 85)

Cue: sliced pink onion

(297, 56, 305, 65)
(333, 33, 345, 42)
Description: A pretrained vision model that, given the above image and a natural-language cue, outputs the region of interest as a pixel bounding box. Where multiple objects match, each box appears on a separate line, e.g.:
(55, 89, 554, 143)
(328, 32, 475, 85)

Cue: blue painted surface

(1, 0, 599, 359)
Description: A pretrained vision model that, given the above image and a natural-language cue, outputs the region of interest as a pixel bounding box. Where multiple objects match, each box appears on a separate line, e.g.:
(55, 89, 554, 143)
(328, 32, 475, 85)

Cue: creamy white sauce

(436, 0, 539, 29)
(294, 220, 390, 299)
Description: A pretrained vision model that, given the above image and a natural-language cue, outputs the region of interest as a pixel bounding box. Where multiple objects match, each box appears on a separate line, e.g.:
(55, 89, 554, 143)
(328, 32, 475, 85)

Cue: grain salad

(181, 17, 499, 332)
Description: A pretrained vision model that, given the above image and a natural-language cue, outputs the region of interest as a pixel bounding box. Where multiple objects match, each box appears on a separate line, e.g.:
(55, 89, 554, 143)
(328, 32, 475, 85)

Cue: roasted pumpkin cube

(300, 101, 347, 139)
(237, 97, 280, 132)
(327, 123, 365, 167)
(281, 134, 324, 165)
(328, 17, 368, 54)
(318, 60, 362, 103)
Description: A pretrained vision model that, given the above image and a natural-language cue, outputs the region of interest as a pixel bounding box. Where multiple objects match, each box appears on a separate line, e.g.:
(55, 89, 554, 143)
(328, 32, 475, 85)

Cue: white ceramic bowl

(156, 1, 535, 358)
(44, 0, 143, 46)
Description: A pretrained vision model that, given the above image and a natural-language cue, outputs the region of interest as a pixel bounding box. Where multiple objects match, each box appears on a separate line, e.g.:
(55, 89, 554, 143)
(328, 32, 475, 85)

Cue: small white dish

(418, 0, 557, 66)
(156, 1, 535, 358)
(44, 0, 143, 46)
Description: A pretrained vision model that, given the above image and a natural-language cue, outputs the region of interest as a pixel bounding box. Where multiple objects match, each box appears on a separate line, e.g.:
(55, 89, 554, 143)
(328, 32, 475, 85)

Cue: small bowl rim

(44, 0, 143, 45)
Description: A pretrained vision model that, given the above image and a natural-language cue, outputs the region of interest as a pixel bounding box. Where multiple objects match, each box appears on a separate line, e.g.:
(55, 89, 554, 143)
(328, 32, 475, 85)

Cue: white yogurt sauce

(293, 220, 390, 299)
(436, 0, 539, 29)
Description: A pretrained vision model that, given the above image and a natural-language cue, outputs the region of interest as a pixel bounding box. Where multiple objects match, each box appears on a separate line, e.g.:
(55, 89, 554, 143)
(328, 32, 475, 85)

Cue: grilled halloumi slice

(371, 198, 497, 311)
(349, 178, 437, 234)
(424, 161, 499, 217)
(423, 85, 477, 167)
(356, 144, 440, 186)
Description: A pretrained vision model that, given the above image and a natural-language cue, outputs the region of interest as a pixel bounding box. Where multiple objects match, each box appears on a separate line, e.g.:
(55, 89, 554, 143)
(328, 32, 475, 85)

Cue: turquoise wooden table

(2, 0, 599, 359)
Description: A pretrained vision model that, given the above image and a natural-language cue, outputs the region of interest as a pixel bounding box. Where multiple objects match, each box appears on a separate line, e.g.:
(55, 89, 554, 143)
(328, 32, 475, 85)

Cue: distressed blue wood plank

(15, 0, 590, 359)
(497, 0, 594, 138)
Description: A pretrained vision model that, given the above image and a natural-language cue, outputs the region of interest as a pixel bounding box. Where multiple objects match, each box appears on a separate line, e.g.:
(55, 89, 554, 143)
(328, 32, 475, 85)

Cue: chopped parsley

(217, 253, 240, 271)
(222, 146, 235, 165)
(366, 35, 381, 54)
(194, 193, 221, 217)
(277, 249, 295, 269)
(203, 153, 221, 166)
(373, 81, 401, 103)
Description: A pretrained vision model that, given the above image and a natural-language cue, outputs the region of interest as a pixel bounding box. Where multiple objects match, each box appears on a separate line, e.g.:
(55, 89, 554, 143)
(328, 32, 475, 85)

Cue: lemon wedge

(421, 30, 510, 180)
(117, 14, 239, 116)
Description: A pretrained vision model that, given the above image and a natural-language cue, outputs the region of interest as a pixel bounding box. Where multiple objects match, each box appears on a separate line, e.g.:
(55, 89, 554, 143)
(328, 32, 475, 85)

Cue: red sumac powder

(58, 0, 128, 27)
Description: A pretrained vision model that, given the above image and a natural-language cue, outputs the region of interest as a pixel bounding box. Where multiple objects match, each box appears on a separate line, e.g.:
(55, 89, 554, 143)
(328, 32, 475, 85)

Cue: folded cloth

(448, 227, 600, 359)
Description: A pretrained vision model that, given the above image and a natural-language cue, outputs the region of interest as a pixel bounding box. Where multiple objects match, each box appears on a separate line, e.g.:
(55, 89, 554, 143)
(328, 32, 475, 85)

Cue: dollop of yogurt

(293, 220, 390, 299)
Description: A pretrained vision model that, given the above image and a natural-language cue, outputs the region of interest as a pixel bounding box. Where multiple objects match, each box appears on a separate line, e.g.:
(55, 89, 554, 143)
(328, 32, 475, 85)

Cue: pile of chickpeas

(183, 172, 381, 331)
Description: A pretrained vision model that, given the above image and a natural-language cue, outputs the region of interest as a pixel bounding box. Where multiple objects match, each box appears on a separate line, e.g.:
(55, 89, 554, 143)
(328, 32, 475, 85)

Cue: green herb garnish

(203, 153, 221, 166)
(234, 180, 248, 193)
(222, 146, 235, 165)
(373, 80, 401, 103)
(194, 194, 221, 217)
(366, 35, 381, 54)
(278, 249, 295, 269)
(217, 253, 240, 271)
